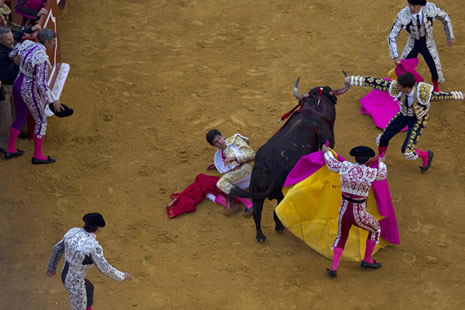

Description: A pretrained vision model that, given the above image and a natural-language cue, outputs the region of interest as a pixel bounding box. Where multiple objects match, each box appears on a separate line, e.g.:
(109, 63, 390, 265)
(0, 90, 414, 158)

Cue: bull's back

(250, 112, 328, 197)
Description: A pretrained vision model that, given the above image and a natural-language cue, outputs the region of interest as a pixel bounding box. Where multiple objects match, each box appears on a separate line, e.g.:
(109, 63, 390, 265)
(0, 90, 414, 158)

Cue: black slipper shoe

(361, 260, 382, 269)
(419, 151, 434, 173)
(326, 268, 337, 278)
(31, 156, 56, 165)
(4, 149, 24, 160)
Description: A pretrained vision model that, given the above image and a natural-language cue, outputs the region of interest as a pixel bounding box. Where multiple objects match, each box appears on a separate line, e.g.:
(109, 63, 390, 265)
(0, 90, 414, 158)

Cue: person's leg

(217, 164, 252, 195)
(64, 272, 87, 310)
(378, 112, 409, 156)
(419, 43, 441, 91)
(405, 40, 421, 60)
(352, 203, 382, 268)
(26, 88, 55, 164)
(85, 279, 94, 310)
(6, 80, 28, 155)
(328, 200, 353, 276)
(0, 85, 13, 151)
(401, 115, 431, 171)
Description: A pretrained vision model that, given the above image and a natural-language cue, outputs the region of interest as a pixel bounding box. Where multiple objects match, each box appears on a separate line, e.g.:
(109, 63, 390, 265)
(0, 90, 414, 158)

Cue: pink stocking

(6, 127, 20, 153)
(214, 195, 228, 207)
(415, 148, 428, 168)
(331, 247, 344, 271)
(378, 146, 388, 157)
(235, 197, 253, 209)
(432, 81, 440, 92)
(364, 240, 376, 263)
(33, 134, 47, 160)
(86, 306, 92, 310)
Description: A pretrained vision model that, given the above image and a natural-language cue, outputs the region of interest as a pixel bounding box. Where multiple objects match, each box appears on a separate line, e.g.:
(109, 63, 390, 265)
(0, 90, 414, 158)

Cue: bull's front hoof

(256, 234, 267, 243)
(275, 227, 286, 234)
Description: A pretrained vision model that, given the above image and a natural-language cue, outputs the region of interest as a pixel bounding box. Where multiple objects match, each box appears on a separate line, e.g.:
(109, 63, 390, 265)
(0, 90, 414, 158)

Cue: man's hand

(46, 270, 56, 278)
(13, 55, 20, 65)
(52, 100, 64, 112)
(393, 57, 401, 64)
(38, 8, 48, 16)
(447, 39, 454, 47)
(206, 163, 216, 170)
(124, 272, 133, 280)
(31, 24, 42, 32)
(321, 145, 330, 154)
(379, 156, 386, 163)
(224, 157, 237, 164)
(344, 76, 352, 87)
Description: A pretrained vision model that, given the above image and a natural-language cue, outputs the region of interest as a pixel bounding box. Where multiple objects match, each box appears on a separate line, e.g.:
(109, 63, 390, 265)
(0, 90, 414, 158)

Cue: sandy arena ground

(1, 0, 465, 309)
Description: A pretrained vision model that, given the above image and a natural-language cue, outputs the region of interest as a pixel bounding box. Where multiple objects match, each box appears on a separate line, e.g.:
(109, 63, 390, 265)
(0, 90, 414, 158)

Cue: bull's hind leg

(274, 194, 286, 234)
(252, 199, 267, 243)
(273, 210, 286, 234)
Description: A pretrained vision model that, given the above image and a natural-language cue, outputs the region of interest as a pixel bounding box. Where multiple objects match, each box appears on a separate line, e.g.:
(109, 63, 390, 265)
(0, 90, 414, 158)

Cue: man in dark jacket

(0, 25, 38, 152)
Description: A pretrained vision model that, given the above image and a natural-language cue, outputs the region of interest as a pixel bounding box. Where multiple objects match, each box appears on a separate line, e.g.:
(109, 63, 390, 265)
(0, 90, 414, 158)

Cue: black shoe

(420, 151, 434, 173)
(326, 268, 337, 278)
(4, 149, 24, 160)
(18, 131, 29, 139)
(242, 206, 254, 216)
(0, 147, 5, 154)
(360, 260, 382, 269)
(31, 156, 56, 165)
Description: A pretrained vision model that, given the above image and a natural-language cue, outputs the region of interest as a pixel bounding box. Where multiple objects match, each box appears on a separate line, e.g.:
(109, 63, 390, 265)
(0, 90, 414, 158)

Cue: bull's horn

(293, 76, 303, 100)
(330, 85, 350, 96)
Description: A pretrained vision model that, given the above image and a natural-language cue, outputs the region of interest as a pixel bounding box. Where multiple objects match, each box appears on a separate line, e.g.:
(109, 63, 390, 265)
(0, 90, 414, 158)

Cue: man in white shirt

(388, 0, 455, 92)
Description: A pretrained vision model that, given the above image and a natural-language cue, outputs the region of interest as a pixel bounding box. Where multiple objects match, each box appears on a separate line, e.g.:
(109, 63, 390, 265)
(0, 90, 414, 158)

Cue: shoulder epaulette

(389, 80, 401, 98)
(417, 82, 433, 105)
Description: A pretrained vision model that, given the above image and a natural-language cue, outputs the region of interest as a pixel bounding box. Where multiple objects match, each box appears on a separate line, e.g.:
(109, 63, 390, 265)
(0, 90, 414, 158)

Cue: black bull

(230, 78, 348, 242)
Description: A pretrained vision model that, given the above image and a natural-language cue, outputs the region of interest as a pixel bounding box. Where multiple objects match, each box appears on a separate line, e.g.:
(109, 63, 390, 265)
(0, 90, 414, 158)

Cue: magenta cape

(360, 80, 407, 132)
(283, 151, 400, 245)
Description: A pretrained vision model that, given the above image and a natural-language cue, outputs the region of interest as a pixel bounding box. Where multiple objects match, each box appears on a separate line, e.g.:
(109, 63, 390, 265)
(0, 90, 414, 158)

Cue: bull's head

(293, 76, 349, 100)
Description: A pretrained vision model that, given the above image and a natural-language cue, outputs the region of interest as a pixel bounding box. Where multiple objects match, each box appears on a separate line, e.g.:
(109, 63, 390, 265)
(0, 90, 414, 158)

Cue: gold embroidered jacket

(350, 75, 464, 119)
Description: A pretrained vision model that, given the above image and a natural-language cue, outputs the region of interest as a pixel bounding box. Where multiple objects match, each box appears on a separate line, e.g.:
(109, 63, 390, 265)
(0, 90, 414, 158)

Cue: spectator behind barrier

(15, 0, 47, 26)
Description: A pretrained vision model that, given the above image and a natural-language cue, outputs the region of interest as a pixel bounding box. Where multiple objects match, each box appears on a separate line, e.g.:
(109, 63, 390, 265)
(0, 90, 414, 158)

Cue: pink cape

(283, 151, 400, 245)
(360, 80, 407, 132)
(360, 59, 424, 132)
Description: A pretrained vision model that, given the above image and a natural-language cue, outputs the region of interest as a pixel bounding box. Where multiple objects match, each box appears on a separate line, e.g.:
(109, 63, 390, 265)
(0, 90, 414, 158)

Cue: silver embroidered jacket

(47, 228, 125, 281)
(388, 2, 454, 83)
(324, 151, 387, 198)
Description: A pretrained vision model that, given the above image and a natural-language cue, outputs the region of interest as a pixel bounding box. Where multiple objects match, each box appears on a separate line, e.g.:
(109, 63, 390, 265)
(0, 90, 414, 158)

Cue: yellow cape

(275, 153, 388, 262)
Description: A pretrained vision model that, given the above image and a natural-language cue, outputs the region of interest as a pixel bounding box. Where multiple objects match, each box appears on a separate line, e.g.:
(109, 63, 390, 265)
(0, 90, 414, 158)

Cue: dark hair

(206, 129, 222, 145)
(397, 73, 416, 88)
(355, 156, 370, 165)
(82, 213, 106, 233)
(408, 0, 426, 6)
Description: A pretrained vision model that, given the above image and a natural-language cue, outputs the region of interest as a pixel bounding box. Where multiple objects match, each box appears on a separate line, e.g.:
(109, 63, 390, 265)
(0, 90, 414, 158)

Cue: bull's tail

(229, 178, 275, 201)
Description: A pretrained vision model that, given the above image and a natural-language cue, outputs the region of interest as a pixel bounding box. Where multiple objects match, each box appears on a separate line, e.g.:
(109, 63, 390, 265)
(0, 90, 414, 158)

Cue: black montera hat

(350, 146, 375, 158)
(408, 0, 426, 6)
(49, 103, 74, 118)
(82, 213, 106, 228)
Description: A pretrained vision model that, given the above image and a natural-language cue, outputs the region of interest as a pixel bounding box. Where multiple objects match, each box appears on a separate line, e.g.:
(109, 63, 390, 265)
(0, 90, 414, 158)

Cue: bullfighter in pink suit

(321, 145, 387, 278)
(5, 28, 63, 164)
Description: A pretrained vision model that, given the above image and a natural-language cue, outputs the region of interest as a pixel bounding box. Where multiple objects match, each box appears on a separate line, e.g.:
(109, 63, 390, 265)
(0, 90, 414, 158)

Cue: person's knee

(378, 134, 390, 147)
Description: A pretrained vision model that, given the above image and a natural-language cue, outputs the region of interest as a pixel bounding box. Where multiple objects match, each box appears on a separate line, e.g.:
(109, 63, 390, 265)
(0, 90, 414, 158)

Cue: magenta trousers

(332, 192, 381, 249)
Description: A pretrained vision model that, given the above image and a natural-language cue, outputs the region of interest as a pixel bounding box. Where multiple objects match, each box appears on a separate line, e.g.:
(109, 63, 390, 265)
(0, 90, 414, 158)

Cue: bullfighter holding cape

(275, 144, 400, 277)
